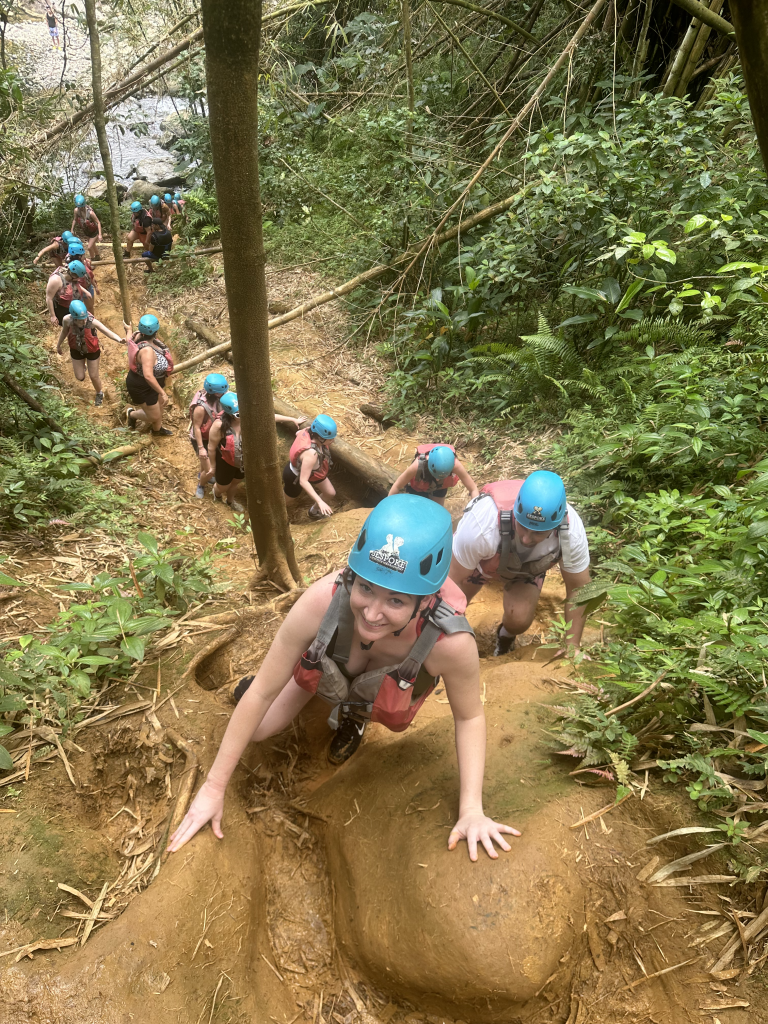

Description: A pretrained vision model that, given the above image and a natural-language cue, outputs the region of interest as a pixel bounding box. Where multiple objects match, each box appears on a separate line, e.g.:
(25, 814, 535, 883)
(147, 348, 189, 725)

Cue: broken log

(360, 403, 396, 428)
(185, 317, 232, 363)
(274, 396, 397, 495)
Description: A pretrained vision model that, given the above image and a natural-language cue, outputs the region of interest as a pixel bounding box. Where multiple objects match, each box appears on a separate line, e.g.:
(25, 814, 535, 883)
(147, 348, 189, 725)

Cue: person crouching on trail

(283, 414, 337, 519)
(56, 300, 126, 407)
(190, 373, 228, 499)
(125, 314, 174, 437)
(166, 494, 521, 860)
(208, 392, 246, 512)
(142, 217, 174, 273)
(124, 201, 152, 259)
(34, 230, 74, 266)
(389, 443, 479, 507)
(46, 261, 93, 326)
(449, 471, 591, 657)
(72, 194, 102, 262)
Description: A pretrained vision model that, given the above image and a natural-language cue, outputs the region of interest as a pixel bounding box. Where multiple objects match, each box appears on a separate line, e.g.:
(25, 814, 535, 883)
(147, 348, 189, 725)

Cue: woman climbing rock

(33, 230, 74, 266)
(167, 494, 520, 860)
(125, 314, 174, 437)
(283, 413, 337, 519)
(189, 372, 229, 499)
(45, 261, 93, 325)
(71, 195, 102, 262)
(163, 193, 177, 222)
(448, 471, 591, 657)
(389, 443, 479, 507)
(124, 201, 152, 259)
(56, 300, 126, 407)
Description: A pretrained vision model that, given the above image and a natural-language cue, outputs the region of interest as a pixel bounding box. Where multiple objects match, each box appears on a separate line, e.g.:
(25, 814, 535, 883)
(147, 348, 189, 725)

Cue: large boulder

(126, 179, 164, 204)
(86, 179, 128, 201)
(135, 157, 175, 182)
(309, 670, 587, 1019)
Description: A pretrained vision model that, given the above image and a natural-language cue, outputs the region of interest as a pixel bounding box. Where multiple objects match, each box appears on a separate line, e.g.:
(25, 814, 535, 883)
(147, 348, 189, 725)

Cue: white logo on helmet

(526, 504, 546, 523)
(369, 534, 407, 573)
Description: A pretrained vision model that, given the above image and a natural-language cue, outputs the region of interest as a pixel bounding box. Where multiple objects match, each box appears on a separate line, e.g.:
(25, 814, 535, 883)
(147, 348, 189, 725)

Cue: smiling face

(348, 576, 423, 643)
(514, 522, 555, 548)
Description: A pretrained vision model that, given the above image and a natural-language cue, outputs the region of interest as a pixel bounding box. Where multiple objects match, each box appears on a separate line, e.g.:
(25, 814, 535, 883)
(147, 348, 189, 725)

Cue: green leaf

(717, 262, 759, 274)
(684, 214, 709, 234)
(561, 285, 607, 303)
(0, 745, 14, 772)
(747, 520, 768, 539)
(0, 723, 14, 737)
(137, 532, 159, 555)
(558, 314, 600, 328)
(699, 171, 711, 189)
(121, 636, 145, 662)
(0, 571, 22, 586)
(616, 280, 644, 313)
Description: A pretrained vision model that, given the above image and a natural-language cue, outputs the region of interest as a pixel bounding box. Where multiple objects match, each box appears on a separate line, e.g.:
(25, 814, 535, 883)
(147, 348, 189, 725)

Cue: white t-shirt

(452, 494, 591, 577)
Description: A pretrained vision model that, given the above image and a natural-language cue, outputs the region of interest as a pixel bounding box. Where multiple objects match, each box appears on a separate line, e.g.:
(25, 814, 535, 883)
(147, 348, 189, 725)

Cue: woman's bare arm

(388, 459, 418, 495)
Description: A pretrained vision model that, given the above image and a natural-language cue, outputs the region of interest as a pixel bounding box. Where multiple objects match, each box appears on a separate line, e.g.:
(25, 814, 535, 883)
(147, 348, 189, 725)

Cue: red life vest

(51, 268, 90, 309)
(410, 442, 459, 494)
(188, 389, 223, 445)
(74, 206, 98, 236)
(132, 211, 151, 237)
(67, 313, 99, 356)
(475, 480, 567, 583)
(289, 429, 331, 483)
(294, 575, 473, 733)
(127, 334, 174, 375)
(220, 426, 243, 469)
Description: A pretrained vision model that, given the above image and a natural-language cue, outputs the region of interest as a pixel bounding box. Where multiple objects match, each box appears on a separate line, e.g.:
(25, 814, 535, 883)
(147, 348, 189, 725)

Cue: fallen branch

(0, 937, 79, 962)
(80, 880, 109, 946)
(620, 957, 700, 992)
(1, 372, 66, 435)
(154, 729, 199, 874)
(710, 902, 768, 973)
(605, 671, 667, 717)
(431, 0, 539, 42)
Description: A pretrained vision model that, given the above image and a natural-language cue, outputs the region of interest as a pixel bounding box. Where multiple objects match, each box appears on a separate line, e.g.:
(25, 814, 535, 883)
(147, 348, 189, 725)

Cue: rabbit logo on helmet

(369, 534, 407, 573)
(527, 505, 546, 523)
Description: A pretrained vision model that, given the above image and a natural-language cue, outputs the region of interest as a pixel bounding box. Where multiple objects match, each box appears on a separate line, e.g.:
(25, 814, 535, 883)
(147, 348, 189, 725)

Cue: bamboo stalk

(669, 0, 734, 37)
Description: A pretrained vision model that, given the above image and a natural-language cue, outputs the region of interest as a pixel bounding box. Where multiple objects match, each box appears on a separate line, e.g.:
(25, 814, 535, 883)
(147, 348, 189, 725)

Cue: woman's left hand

(448, 812, 520, 861)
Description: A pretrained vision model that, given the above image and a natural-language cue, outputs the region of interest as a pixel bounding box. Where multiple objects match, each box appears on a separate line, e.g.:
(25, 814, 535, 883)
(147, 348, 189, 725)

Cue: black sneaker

(493, 625, 516, 657)
(94, 392, 104, 407)
(308, 504, 323, 520)
(126, 406, 137, 429)
(328, 716, 366, 765)
(233, 675, 254, 703)
(151, 427, 173, 437)
(122, 249, 131, 258)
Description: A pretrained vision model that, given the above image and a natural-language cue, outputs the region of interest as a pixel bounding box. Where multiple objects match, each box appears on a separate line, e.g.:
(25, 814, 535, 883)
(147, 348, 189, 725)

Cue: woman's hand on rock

(167, 779, 225, 853)
(448, 812, 520, 861)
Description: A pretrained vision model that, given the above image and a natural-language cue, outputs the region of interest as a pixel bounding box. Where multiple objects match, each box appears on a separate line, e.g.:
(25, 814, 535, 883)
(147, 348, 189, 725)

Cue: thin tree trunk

(693, 46, 735, 108)
(730, 2, 768, 176)
(201, 0, 300, 589)
(403, 0, 415, 114)
(675, 0, 723, 97)
(83, 0, 131, 327)
(629, 0, 653, 98)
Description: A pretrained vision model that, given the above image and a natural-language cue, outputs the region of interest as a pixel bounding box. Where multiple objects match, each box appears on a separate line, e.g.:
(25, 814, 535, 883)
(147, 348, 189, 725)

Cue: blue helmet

(150, 195, 161, 208)
(219, 392, 239, 416)
(138, 313, 160, 336)
(204, 373, 228, 397)
(310, 414, 337, 440)
(174, 192, 182, 201)
(69, 236, 81, 245)
(67, 241, 85, 257)
(61, 230, 74, 243)
(348, 494, 452, 596)
(427, 445, 455, 479)
(130, 200, 143, 214)
(67, 260, 87, 278)
(514, 470, 567, 532)
(69, 300, 88, 320)
(164, 193, 173, 202)
(75, 194, 86, 207)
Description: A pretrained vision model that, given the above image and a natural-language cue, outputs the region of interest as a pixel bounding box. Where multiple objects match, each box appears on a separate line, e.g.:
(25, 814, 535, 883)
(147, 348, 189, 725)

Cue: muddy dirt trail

(1, 257, 765, 1024)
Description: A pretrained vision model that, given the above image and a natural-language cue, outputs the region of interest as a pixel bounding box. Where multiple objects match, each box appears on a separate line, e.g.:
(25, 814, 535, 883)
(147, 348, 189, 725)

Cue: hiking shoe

(94, 391, 103, 407)
(328, 716, 366, 765)
(126, 406, 136, 429)
(493, 625, 516, 657)
(151, 427, 173, 437)
(308, 504, 324, 520)
(122, 249, 131, 258)
(233, 675, 255, 703)
(228, 499, 245, 513)
(195, 484, 205, 499)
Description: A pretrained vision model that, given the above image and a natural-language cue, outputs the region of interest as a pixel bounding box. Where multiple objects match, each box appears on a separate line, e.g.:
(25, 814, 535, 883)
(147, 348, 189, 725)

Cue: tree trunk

(629, 0, 653, 98)
(675, 0, 723, 97)
(663, 15, 701, 96)
(201, 0, 300, 590)
(83, 0, 132, 328)
(402, 0, 415, 114)
(729, 2, 768, 176)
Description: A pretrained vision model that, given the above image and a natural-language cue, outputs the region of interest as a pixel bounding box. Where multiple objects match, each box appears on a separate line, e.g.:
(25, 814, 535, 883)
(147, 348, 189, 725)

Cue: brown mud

(1, 258, 766, 1023)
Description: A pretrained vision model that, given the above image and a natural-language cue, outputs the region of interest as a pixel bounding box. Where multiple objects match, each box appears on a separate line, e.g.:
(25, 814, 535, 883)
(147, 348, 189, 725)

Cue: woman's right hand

(167, 779, 225, 853)
(317, 499, 333, 517)
(49, 313, 58, 325)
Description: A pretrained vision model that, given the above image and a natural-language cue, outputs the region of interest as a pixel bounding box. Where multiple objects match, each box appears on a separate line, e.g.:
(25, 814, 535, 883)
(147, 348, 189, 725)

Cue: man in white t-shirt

(449, 470, 591, 656)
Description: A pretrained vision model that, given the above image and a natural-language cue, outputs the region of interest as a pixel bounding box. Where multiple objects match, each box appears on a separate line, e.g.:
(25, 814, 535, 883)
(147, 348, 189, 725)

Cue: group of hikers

(36, 198, 591, 863)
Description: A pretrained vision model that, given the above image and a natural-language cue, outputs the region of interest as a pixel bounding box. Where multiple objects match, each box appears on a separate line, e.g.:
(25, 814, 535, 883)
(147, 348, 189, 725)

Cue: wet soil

(2, 256, 767, 1023)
